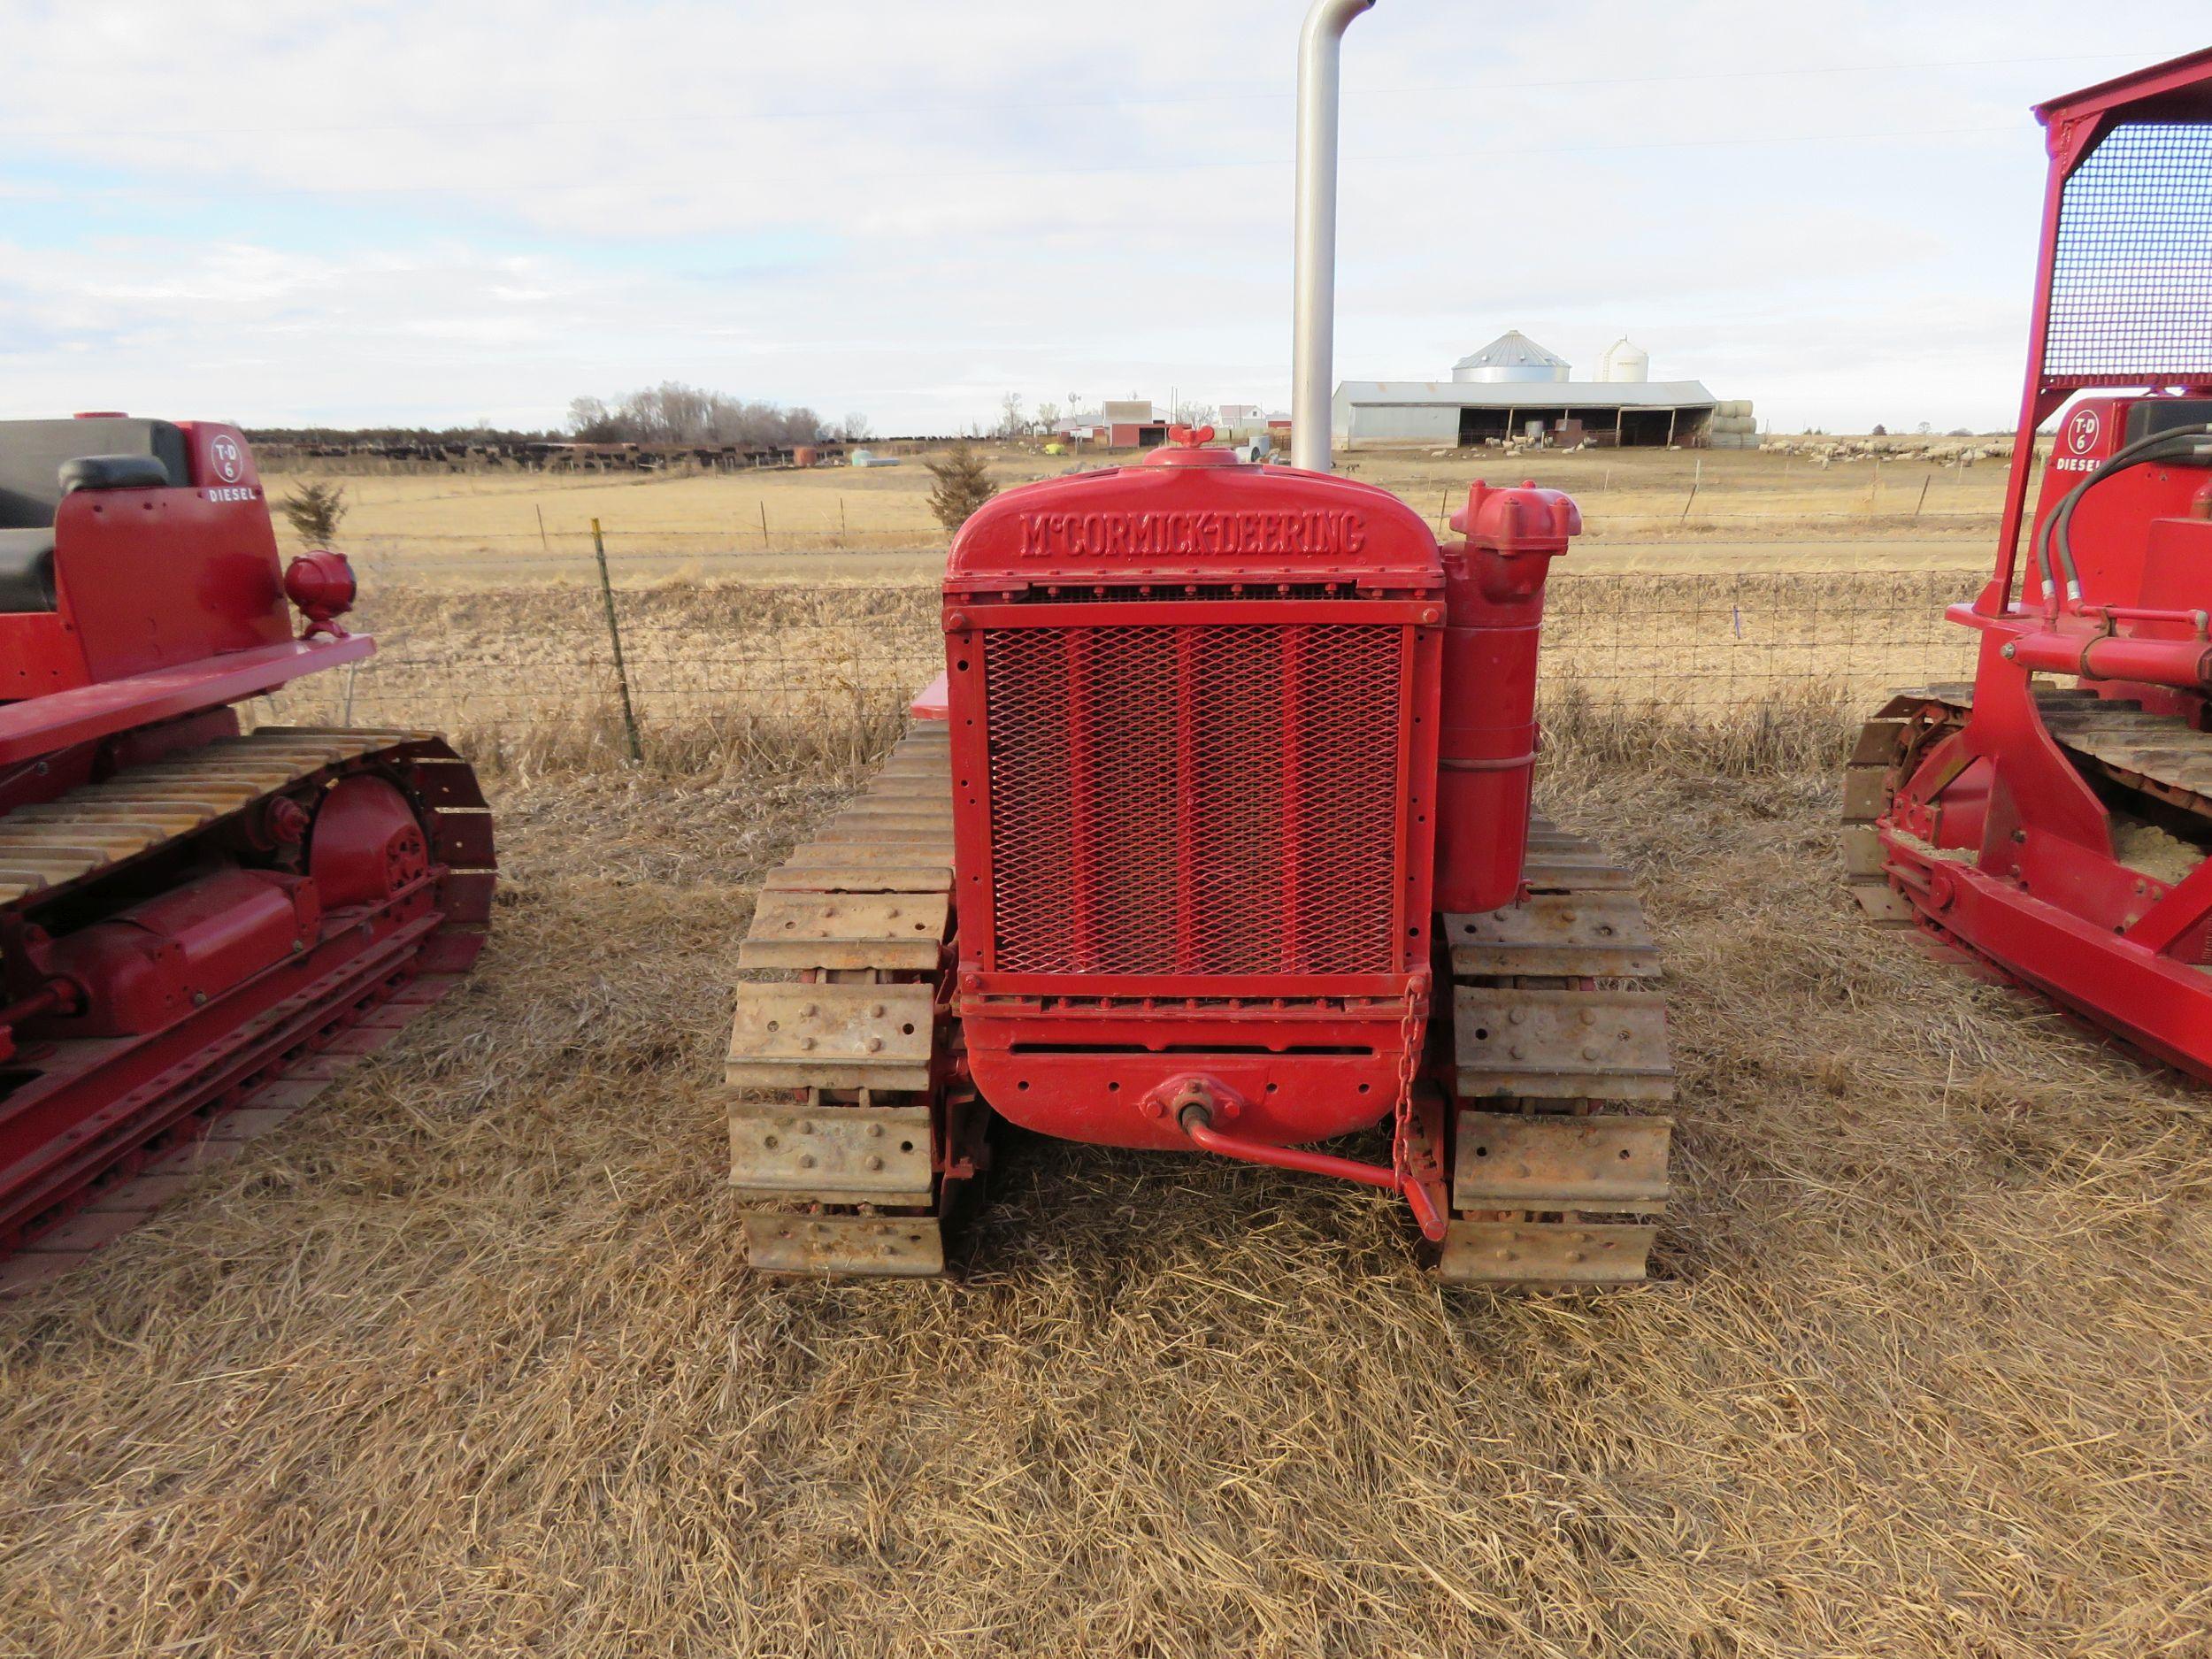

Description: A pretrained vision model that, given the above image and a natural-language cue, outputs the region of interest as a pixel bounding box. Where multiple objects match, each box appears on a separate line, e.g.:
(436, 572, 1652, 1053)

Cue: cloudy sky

(0, 1, 2202, 436)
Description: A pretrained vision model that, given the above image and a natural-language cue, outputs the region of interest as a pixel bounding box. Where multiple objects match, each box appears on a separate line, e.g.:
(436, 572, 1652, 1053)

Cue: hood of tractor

(943, 450, 1441, 595)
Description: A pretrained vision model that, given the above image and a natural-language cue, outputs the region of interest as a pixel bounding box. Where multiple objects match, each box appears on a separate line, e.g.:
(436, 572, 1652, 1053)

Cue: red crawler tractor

(1847, 49, 2212, 1079)
(0, 415, 492, 1283)
(724, 0, 1677, 1284)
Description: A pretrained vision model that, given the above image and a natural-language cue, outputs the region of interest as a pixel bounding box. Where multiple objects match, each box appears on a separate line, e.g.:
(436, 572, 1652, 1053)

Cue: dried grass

(3, 702, 2209, 1658)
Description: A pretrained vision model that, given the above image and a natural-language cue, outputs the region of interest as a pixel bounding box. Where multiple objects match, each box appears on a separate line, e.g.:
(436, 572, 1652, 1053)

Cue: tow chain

(1388, 971, 1428, 1185)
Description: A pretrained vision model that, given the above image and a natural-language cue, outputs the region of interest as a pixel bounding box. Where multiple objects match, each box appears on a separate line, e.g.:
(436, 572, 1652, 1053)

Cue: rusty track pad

(1454, 987, 1674, 1102)
(1453, 1110, 1670, 1209)
(1439, 1221, 1655, 1286)
(741, 1211, 944, 1277)
(1448, 891, 1660, 979)
(739, 892, 949, 970)
(727, 1102, 934, 1203)
(726, 985, 935, 1091)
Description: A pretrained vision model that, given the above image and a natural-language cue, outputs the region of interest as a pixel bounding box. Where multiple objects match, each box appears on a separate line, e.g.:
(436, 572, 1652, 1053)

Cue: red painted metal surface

(908, 669, 950, 721)
(46, 870, 321, 1038)
(0, 638, 373, 768)
(1184, 1109, 1398, 1187)
(1871, 50, 2212, 1081)
(2, 902, 444, 1253)
(0, 419, 492, 1265)
(1984, 52, 2212, 611)
(0, 420, 290, 697)
(0, 738, 495, 1256)
(310, 775, 432, 906)
(1436, 481, 1578, 913)
(942, 442, 1462, 1150)
(284, 549, 358, 639)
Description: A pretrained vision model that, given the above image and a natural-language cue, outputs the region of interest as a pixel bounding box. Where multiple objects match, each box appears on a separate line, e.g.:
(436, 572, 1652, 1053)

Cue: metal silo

(1451, 331, 1571, 384)
(1601, 337, 1651, 383)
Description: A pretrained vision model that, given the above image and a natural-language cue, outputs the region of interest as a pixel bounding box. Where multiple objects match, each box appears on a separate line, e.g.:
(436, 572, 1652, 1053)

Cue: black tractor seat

(0, 418, 189, 613)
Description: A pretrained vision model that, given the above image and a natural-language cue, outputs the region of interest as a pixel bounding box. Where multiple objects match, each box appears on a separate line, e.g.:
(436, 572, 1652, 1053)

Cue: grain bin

(1451, 331, 1571, 384)
(1600, 337, 1650, 383)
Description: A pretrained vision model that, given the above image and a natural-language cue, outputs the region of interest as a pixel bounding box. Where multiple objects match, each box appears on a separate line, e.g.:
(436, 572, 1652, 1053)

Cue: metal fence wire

(255, 567, 1985, 750)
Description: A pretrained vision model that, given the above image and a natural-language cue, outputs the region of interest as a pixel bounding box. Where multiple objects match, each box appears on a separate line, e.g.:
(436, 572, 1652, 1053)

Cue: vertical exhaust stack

(1291, 0, 1375, 474)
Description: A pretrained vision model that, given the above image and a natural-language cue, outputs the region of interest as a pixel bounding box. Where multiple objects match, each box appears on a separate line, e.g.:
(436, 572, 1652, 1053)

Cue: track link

(726, 722, 981, 1277)
(1434, 817, 1676, 1289)
(0, 726, 494, 1292)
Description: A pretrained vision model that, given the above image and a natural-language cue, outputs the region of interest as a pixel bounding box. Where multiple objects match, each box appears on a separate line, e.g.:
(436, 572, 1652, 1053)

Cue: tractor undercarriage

(0, 727, 494, 1286)
(1847, 684, 2212, 1078)
(725, 721, 1675, 1286)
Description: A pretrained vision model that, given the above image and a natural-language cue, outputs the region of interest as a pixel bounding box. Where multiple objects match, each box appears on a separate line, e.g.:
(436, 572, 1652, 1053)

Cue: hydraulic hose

(2034, 421, 2212, 614)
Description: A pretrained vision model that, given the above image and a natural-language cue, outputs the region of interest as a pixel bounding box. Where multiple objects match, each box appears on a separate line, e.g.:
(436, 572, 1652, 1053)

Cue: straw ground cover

(263, 570, 1985, 773)
(3, 666, 2208, 1655)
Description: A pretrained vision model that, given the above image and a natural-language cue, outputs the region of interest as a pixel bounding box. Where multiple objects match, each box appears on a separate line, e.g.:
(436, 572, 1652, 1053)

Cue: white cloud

(0, 0, 2202, 432)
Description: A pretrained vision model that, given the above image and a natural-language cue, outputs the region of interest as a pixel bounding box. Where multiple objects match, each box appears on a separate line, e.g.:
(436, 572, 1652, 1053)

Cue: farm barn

(1334, 330, 1747, 449)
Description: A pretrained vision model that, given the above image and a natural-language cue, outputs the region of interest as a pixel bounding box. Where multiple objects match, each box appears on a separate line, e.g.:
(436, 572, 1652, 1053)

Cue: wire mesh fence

(256, 566, 1985, 764)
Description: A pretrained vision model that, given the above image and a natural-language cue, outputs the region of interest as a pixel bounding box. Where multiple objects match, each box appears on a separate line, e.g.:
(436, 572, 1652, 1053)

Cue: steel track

(0, 727, 494, 1292)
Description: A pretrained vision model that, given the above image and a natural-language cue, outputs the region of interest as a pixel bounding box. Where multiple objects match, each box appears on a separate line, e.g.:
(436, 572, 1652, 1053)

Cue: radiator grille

(2046, 122, 2212, 385)
(983, 622, 1407, 977)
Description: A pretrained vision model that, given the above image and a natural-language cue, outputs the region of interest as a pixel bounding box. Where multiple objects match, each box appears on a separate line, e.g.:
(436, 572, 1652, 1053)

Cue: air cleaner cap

(1450, 480, 1582, 556)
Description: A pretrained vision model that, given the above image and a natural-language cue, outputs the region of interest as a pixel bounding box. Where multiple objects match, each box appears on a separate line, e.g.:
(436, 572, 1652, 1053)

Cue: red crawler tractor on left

(0, 415, 492, 1286)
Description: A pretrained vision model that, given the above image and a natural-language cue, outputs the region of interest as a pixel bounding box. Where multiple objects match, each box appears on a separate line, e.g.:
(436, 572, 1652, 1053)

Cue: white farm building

(1334, 332, 1753, 449)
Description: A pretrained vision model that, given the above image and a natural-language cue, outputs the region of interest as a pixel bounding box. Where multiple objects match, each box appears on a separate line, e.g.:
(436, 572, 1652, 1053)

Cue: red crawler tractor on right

(1847, 48, 2212, 1078)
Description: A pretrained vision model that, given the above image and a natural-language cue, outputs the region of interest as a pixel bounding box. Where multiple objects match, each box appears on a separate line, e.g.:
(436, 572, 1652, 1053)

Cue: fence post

(759, 502, 771, 549)
(1913, 473, 1932, 518)
(591, 517, 644, 763)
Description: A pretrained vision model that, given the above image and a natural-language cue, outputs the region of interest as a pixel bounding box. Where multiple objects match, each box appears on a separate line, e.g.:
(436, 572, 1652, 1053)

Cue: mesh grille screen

(1007, 584, 1346, 604)
(984, 622, 1406, 977)
(2045, 122, 2212, 384)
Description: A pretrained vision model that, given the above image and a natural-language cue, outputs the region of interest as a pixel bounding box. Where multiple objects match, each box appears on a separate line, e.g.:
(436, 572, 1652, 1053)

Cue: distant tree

(925, 442, 998, 533)
(1871, 423, 1889, 436)
(1034, 400, 1062, 433)
(567, 396, 618, 441)
(996, 393, 1027, 440)
(280, 480, 348, 545)
(565, 383, 826, 447)
(838, 411, 873, 442)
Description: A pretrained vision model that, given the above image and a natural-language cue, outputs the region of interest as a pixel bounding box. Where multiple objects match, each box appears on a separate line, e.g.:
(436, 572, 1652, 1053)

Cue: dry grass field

(273, 442, 2007, 589)
(248, 570, 1985, 780)
(5, 498, 2208, 1655)
(4, 691, 2208, 1656)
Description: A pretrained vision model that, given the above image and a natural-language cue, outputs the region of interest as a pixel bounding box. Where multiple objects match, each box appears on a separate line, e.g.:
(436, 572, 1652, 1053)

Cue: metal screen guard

(1989, 56, 2212, 609)
(981, 621, 1409, 979)
(1291, 0, 1376, 474)
(2044, 122, 2212, 386)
